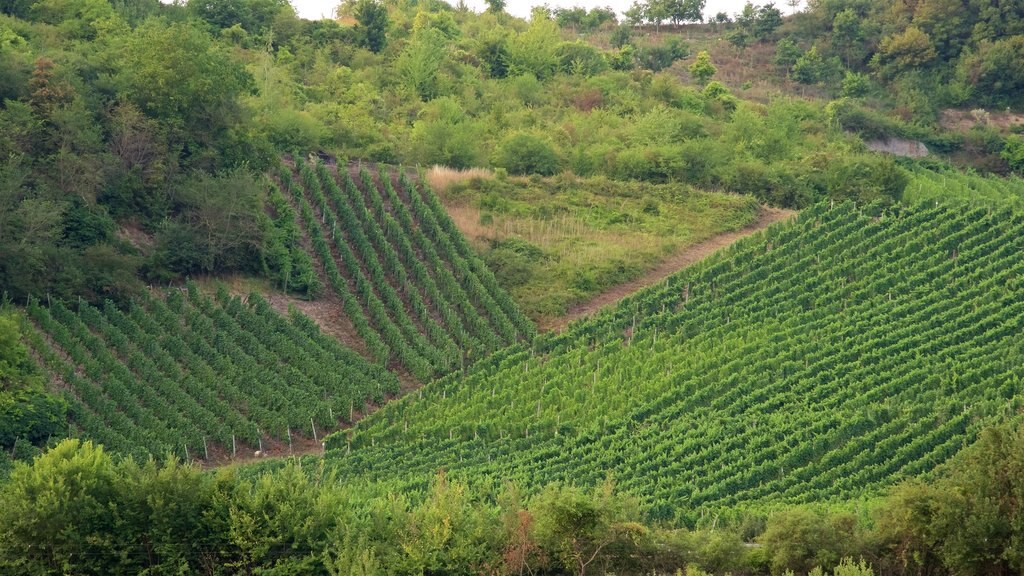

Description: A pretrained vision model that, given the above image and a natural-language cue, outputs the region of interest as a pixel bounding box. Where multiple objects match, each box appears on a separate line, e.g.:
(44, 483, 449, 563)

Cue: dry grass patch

(425, 165, 493, 194)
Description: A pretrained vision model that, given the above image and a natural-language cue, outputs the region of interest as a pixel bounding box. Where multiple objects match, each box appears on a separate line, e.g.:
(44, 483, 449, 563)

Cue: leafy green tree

(873, 26, 937, 79)
(624, 1, 646, 26)
(727, 27, 749, 52)
(792, 45, 826, 84)
(831, 8, 862, 66)
(760, 507, 861, 575)
(507, 14, 561, 79)
(352, 0, 388, 53)
(531, 482, 643, 576)
(753, 2, 783, 40)
(29, 0, 121, 40)
(841, 71, 871, 97)
(484, 0, 505, 14)
(396, 27, 447, 99)
(774, 37, 802, 72)
(667, 0, 705, 25)
(689, 50, 716, 85)
(111, 19, 253, 162)
(476, 31, 510, 78)
(637, 37, 689, 71)
(646, 0, 670, 32)
(186, 0, 290, 34)
(953, 37, 1024, 107)
(1003, 135, 1024, 174)
(556, 41, 608, 76)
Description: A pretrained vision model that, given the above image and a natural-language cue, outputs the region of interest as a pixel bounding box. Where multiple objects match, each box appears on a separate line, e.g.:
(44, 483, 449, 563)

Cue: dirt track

(542, 206, 796, 332)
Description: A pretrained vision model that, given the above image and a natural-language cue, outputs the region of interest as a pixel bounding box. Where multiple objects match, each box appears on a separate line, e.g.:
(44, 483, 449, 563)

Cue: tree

(0, 312, 66, 450)
(609, 24, 631, 48)
(873, 26, 937, 78)
(831, 8, 862, 66)
(484, 0, 505, 14)
(352, 0, 388, 53)
(792, 45, 826, 84)
(186, 0, 291, 34)
(29, 0, 120, 40)
(624, 1, 646, 27)
(753, 3, 783, 40)
(689, 50, 716, 85)
(646, 0, 670, 32)
(727, 27, 749, 52)
(111, 20, 253, 153)
(1003, 135, 1024, 174)
(507, 15, 561, 79)
(530, 483, 643, 576)
(396, 27, 447, 100)
(667, 0, 705, 26)
(774, 36, 802, 72)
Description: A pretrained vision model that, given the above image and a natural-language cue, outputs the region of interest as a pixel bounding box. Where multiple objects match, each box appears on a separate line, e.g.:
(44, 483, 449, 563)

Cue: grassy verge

(433, 170, 760, 322)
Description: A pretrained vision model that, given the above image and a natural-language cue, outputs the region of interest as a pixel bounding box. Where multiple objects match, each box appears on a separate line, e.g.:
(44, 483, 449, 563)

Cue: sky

(290, 0, 804, 21)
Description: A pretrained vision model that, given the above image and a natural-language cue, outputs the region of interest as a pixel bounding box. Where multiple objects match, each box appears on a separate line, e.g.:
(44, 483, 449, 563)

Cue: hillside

(278, 156, 534, 380)
(4, 0, 1024, 573)
(325, 200, 1024, 522)
(17, 284, 398, 461)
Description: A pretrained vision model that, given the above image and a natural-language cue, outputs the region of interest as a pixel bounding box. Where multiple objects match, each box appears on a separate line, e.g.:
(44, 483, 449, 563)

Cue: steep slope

(21, 284, 398, 461)
(278, 156, 534, 381)
(325, 201, 1024, 523)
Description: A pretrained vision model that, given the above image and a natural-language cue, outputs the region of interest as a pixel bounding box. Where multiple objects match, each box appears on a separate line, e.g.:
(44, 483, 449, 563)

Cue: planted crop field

(20, 284, 397, 461)
(325, 201, 1024, 522)
(278, 156, 533, 381)
(906, 166, 1024, 207)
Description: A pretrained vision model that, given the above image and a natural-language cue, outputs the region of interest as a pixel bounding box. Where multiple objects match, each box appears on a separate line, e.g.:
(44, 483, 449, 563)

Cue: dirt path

(543, 206, 796, 332)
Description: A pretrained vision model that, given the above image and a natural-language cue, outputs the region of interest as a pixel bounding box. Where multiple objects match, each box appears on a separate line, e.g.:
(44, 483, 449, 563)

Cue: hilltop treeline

(1, 0, 923, 303)
(788, 0, 1024, 110)
(2, 422, 1023, 575)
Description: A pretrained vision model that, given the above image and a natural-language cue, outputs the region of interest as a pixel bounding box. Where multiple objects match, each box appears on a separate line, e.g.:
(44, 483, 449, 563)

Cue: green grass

(437, 173, 760, 323)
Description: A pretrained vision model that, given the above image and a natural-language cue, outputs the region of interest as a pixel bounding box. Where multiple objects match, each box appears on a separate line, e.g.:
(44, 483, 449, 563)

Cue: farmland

(325, 200, 1024, 522)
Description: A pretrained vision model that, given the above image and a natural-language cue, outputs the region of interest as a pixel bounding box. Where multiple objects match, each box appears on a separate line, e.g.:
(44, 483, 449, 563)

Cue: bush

(1001, 134, 1024, 174)
(555, 41, 608, 76)
(492, 133, 561, 176)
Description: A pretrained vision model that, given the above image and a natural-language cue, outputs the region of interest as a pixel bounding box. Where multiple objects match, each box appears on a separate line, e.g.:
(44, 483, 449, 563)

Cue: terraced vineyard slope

(325, 201, 1024, 523)
(906, 166, 1024, 207)
(21, 283, 398, 461)
(278, 156, 534, 381)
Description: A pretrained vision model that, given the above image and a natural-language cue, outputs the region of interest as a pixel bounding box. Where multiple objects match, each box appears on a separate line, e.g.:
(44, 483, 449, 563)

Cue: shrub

(492, 133, 561, 176)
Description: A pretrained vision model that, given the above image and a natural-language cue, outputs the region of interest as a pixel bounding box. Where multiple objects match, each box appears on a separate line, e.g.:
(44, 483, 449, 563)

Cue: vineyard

(323, 200, 1024, 523)
(278, 156, 534, 381)
(19, 283, 398, 461)
(905, 166, 1024, 207)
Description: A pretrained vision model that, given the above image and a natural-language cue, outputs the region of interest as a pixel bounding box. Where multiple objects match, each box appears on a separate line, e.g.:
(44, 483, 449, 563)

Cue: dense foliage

(20, 283, 397, 460)
(4, 420, 1024, 575)
(3, 0, 980, 305)
(322, 199, 1024, 524)
(0, 311, 66, 472)
(785, 0, 1024, 111)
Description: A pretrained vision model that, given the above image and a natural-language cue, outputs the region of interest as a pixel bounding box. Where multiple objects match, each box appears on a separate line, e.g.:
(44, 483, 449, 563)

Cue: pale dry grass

(425, 165, 493, 195)
(447, 203, 650, 258)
